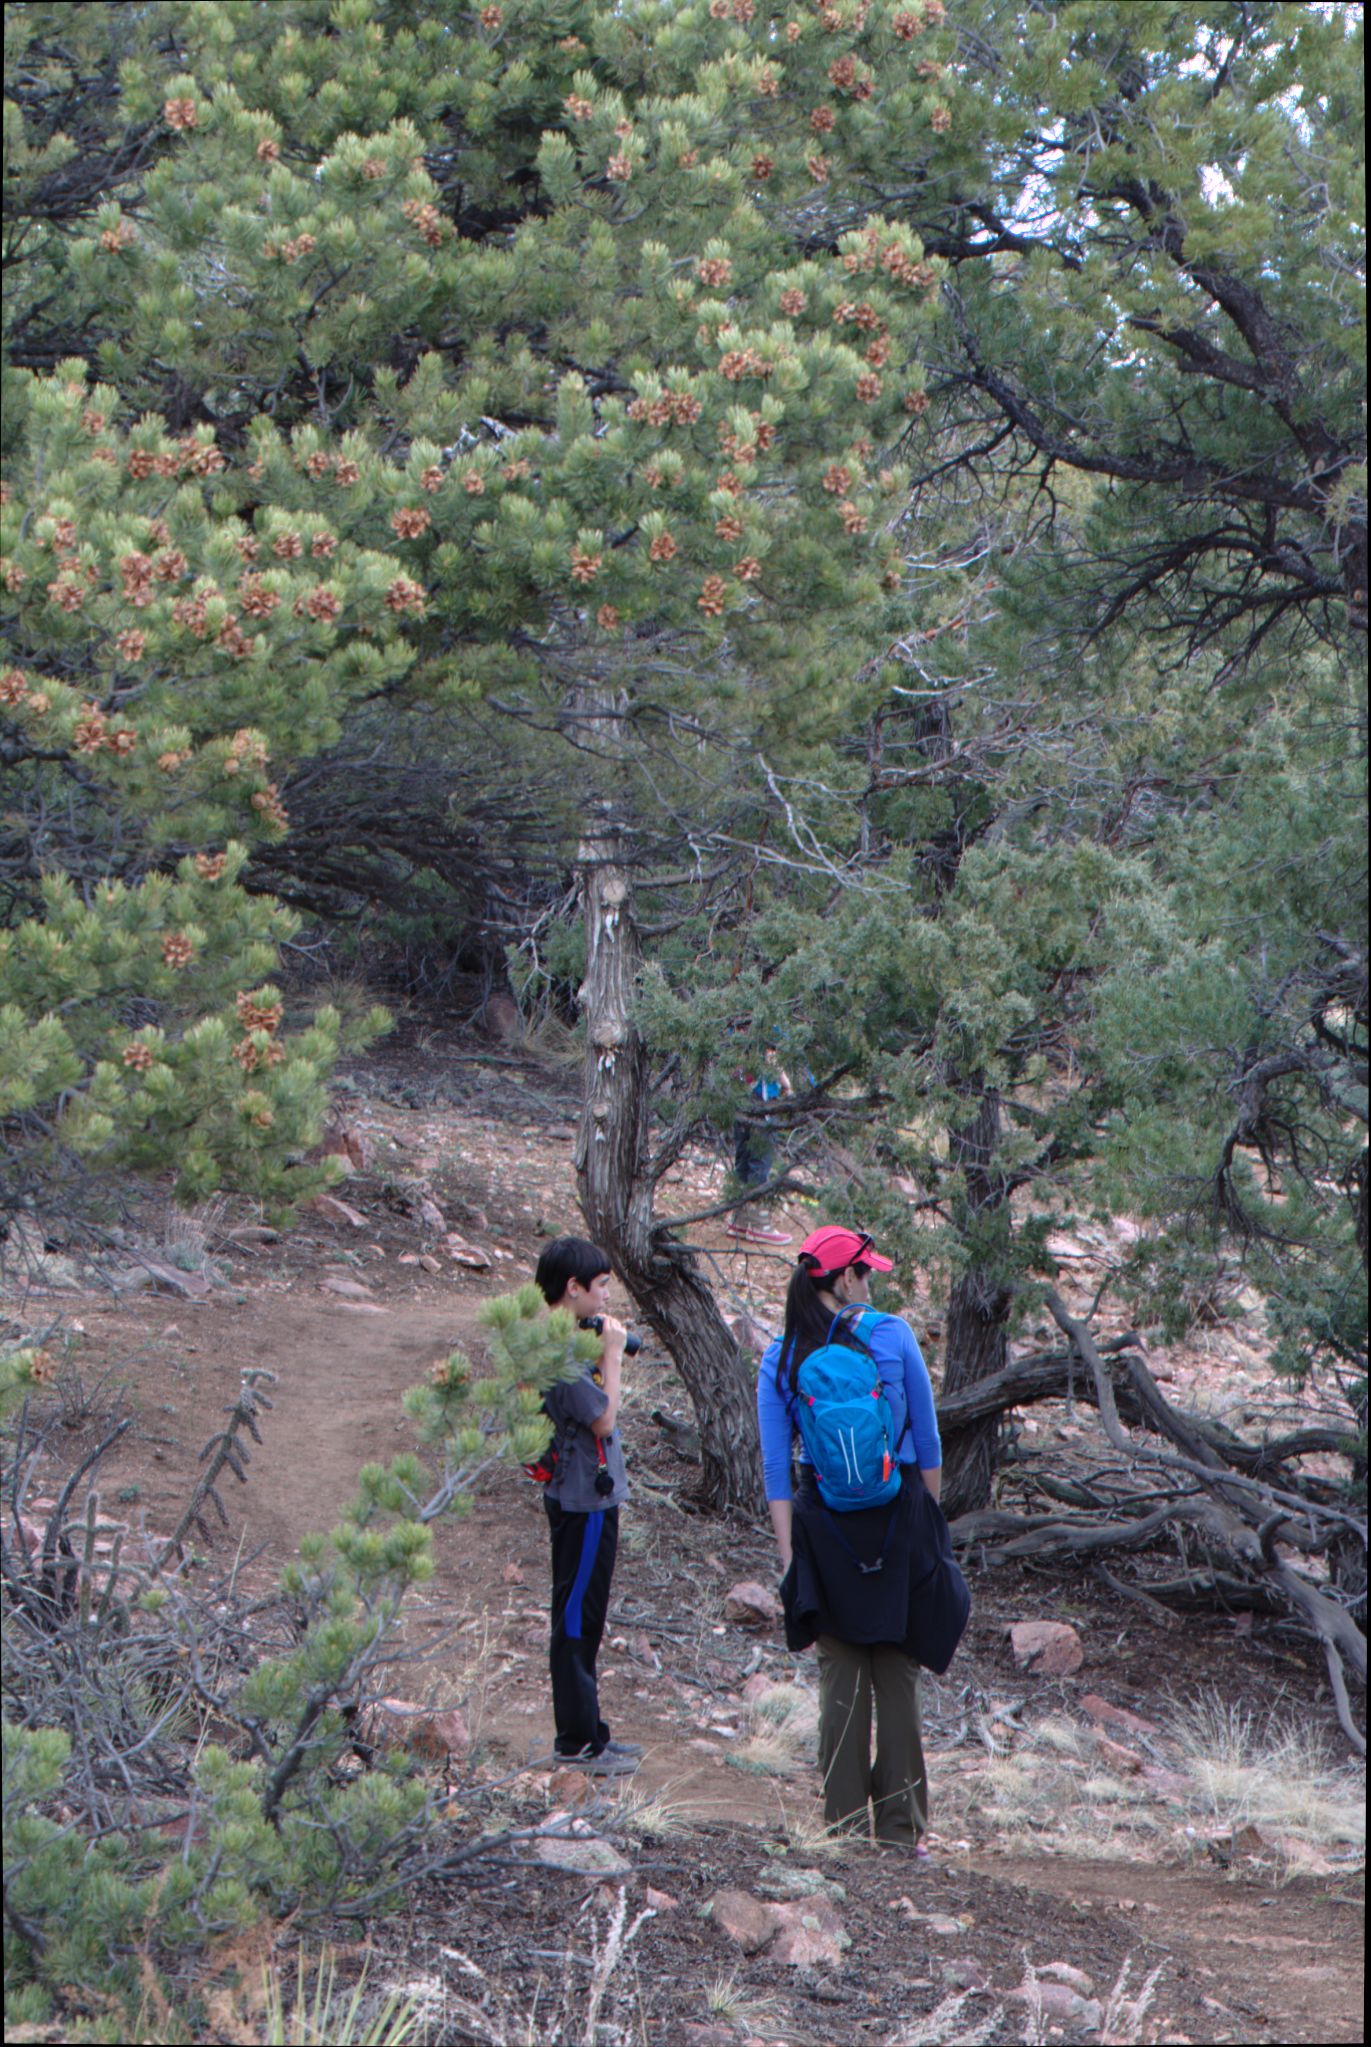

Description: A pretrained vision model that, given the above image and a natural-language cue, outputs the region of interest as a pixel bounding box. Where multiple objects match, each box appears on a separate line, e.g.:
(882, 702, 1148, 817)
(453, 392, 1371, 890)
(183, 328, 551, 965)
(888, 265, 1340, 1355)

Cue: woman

(757, 1224, 944, 1851)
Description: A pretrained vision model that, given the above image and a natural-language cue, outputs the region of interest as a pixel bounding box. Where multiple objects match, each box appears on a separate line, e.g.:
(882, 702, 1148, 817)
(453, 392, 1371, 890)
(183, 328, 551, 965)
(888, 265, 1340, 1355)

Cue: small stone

(313, 1119, 368, 1172)
(310, 1193, 367, 1228)
(644, 1885, 679, 1911)
(1008, 1620, 1083, 1676)
(1008, 1981, 1102, 2027)
(1226, 1822, 1268, 1859)
(418, 1253, 441, 1273)
(365, 1699, 469, 1760)
(1081, 1693, 1158, 1737)
(767, 1896, 849, 1968)
(741, 1671, 779, 1703)
(535, 1835, 630, 1876)
(546, 1768, 598, 1807)
(443, 1233, 492, 1269)
(1095, 1732, 1144, 1774)
(940, 1959, 990, 1992)
(321, 1275, 374, 1299)
(706, 1888, 780, 1954)
(724, 1579, 781, 1626)
(1038, 1962, 1094, 1994)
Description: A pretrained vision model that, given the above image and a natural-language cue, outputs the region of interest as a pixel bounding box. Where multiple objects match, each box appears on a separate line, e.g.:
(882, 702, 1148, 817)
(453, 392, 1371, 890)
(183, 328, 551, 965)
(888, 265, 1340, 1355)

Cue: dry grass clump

(702, 1964, 786, 2034)
(964, 1735, 1163, 1863)
(1168, 1691, 1365, 1853)
(884, 1989, 1006, 2045)
(613, 1776, 700, 1843)
(729, 1676, 819, 1777)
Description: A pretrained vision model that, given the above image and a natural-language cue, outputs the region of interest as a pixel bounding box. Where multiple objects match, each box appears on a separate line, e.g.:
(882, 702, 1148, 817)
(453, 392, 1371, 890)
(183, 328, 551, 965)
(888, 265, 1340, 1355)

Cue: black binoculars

(579, 1315, 643, 1356)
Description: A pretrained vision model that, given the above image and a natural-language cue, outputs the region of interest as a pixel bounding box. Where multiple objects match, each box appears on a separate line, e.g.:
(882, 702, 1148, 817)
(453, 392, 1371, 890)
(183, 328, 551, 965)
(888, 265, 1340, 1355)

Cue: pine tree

(3, 0, 946, 1254)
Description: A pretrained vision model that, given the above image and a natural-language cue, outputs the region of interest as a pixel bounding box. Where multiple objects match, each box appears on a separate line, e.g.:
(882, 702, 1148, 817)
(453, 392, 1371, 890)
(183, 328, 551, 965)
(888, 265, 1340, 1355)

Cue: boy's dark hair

(535, 1235, 613, 1305)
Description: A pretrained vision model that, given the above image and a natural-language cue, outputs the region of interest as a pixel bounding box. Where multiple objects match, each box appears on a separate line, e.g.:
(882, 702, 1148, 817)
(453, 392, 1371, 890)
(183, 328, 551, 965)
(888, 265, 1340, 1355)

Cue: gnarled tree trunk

(570, 686, 761, 1513)
(939, 1085, 1014, 1519)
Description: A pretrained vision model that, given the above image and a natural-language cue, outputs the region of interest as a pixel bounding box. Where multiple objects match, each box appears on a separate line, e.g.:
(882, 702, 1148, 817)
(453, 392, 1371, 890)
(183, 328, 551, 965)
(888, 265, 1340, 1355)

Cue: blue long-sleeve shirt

(757, 1312, 942, 1503)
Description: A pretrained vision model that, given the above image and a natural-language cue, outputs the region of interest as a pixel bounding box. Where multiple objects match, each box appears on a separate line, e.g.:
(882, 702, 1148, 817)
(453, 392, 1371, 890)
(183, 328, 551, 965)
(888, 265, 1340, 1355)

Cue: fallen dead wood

(938, 1343, 1350, 1487)
(1051, 1291, 1365, 1756)
(941, 1295, 1366, 1755)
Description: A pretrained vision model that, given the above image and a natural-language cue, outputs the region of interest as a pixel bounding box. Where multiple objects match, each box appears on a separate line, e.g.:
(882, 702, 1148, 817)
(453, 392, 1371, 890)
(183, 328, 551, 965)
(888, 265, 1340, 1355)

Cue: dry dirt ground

(6, 1023, 1364, 2046)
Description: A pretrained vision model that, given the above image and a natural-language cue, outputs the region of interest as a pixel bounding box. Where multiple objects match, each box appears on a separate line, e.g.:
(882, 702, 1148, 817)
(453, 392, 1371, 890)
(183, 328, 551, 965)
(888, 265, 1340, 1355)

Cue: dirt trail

(10, 1031, 1364, 2044)
(974, 1855, 1362, 2042)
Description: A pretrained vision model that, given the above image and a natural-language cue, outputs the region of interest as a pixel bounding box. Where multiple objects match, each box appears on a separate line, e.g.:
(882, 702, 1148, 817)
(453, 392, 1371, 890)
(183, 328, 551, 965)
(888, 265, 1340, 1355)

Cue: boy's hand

(596, 1313, 628, 1364)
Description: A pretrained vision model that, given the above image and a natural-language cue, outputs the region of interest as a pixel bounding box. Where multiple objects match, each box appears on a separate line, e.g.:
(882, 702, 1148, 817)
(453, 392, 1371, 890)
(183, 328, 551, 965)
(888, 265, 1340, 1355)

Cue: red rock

(5, 1514, 48, 1567)
(1095, 1732, 1144, 1774)
(1081, 1692, 1158, 1738)
(417, 1195, 446, 1233)
(723, 1579, 781, 1626)
(443, 1233, 492, 1269)
(314, 1119, 368, 1172)
(767, 1896, 849, 1967)
(741, 1671, 782, 1703)
(320, 1274, 374, 1299)
(644, 1886, 679, 1911)
(941, 1959, 990, 1992)
(1226, 1822, 1268, 1859)
(1038, 1962, 1094, 1994)
(1008, 1620, 1083, 1676)
(1008, 1981, 1102, 2027)
(546, 1768, 597, 1807)
(310, 1193, 366, 1228)
(706, 1888, 780, 1954)
(417, 1253, 441, 1273)
(366, 1698, 470, 1761)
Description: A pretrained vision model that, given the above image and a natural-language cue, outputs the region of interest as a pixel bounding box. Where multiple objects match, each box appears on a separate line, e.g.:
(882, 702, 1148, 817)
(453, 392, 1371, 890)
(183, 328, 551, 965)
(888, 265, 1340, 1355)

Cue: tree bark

(570, 686, 762, 1514)
(939, 1086, 1014, 1519)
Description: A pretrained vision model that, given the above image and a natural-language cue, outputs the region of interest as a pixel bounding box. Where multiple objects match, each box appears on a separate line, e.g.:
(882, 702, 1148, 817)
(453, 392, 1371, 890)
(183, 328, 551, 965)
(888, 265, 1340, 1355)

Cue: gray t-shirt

(543, 1370, 628, 1512)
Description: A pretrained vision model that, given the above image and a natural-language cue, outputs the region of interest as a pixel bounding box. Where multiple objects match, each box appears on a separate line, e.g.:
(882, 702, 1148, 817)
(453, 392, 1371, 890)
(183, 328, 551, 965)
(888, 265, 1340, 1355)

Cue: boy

(533, 1235, 642, 1775)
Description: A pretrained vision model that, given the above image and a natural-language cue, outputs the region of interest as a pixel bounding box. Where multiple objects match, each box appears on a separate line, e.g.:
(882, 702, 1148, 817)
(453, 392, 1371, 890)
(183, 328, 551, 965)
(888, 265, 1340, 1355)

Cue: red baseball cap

(798, 1226, 893, 1276)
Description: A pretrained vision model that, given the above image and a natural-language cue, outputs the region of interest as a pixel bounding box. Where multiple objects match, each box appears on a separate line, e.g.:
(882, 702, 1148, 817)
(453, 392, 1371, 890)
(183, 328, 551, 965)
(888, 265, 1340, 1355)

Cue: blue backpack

(787, 1308, 904, 1513)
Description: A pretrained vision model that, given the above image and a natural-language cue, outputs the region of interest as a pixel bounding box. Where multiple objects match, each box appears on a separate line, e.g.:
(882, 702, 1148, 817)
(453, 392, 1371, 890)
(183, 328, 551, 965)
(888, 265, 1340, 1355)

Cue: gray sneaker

(559, 1746, 639, 1777)
(603, 1738, 644, 1759)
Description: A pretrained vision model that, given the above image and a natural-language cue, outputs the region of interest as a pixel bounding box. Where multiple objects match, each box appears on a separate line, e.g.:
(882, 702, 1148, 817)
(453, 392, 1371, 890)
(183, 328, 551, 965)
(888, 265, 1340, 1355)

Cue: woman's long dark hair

(776, 1260, 872, 1395)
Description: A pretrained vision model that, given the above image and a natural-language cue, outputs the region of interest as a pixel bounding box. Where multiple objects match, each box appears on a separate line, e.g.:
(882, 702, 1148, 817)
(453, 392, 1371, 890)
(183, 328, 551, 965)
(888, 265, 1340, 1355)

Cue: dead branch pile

(945, 1293, 1367, 1755)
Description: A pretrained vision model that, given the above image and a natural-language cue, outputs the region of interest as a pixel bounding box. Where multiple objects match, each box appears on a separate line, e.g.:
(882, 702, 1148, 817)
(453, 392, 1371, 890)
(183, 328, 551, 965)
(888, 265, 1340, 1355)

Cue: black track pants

(544, 1497, 619, 1757)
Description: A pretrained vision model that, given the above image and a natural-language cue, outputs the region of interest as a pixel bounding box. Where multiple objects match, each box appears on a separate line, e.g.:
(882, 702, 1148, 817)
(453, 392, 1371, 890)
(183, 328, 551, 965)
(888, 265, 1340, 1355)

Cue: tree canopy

(2, 3, 1364, 1637)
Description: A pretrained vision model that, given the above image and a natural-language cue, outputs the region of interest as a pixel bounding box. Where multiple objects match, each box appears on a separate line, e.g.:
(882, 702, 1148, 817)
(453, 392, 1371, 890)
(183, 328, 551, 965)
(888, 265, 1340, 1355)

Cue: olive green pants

(816, 1636, 928, 1845)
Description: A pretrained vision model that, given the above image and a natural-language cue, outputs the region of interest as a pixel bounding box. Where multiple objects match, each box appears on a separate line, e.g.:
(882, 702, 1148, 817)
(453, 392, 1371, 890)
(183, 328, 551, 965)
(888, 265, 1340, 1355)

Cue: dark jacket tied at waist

(780, 1467, 970, 1676)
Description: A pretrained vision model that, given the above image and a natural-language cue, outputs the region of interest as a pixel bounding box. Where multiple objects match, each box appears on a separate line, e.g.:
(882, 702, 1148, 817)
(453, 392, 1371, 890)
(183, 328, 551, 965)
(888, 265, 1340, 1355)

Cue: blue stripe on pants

(564, 1510, 604, 1641)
